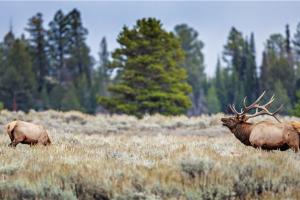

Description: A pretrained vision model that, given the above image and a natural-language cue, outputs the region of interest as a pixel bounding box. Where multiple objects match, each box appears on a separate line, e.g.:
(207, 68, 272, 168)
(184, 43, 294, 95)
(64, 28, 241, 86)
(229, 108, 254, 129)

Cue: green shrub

(181, 158, 214, 178)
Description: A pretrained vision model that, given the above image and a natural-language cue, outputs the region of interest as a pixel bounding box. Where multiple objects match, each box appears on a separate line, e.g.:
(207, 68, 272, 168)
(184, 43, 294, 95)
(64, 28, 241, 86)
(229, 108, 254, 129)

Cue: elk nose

(221, 118, 226, 122)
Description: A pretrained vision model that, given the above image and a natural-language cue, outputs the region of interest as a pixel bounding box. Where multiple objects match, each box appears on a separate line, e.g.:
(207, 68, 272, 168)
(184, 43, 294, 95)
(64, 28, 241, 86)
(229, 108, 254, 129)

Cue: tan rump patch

(291, 122, 300, 134)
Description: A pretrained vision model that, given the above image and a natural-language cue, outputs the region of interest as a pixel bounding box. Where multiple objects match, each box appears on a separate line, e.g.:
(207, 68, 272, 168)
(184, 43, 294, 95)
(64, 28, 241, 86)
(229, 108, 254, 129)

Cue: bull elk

(221, 91, 300, 152)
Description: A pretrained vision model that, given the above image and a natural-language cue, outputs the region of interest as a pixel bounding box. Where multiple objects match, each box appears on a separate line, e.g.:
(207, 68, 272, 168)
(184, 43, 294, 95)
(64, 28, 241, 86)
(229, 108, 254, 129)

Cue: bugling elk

(221, 91, 300, 152)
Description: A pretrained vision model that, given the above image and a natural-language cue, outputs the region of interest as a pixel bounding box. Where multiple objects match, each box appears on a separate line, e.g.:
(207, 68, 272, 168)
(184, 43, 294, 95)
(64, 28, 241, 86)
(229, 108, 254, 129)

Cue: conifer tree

(66, 9, 93, 86)
(0, 39, 36, 111)
(215, 58, 228, 111)
(174, 24, 207, 115)
(99, 18, 192, 117)
(97, 37, 111, 97)
(206, 85, 221, 114)
(244, 33, 258, 102)
(223, 27, 246, 104)
(26, 12, 49, 92)
(262, 33, 295, 100)
(47, 10, 68, 83)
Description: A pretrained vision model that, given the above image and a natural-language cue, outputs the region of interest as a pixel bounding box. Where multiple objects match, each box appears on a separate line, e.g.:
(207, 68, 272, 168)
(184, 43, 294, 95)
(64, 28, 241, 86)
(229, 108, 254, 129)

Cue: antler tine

(228, 104, 236, 114)
(243, 96, 247, 108)
(241, 91, 266, 115)
(229, 104, 242, 115)
(245, 103, 283, 122)
(273, 104, 283, 115)
(272, 104, 283, 122)
(246, 91, 266, 108)
(229, 91, 282, 122)
(262, 94, 275, 108)
(232, 104, 238, 113)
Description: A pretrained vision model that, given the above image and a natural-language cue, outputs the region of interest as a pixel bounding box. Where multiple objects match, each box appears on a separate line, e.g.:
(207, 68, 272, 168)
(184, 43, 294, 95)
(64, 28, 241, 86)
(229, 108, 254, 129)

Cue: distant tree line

(1, 9, 300, 117)
(0, 9, 110, 113)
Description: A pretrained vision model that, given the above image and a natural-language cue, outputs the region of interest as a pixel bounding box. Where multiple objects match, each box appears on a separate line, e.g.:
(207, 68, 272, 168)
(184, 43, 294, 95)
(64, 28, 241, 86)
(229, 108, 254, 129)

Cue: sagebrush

(0, 110, 300, 199)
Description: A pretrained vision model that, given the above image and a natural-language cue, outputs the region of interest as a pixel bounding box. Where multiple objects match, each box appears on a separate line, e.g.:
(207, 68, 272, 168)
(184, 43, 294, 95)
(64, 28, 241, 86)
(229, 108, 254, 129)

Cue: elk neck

(232, 122, 254, 146)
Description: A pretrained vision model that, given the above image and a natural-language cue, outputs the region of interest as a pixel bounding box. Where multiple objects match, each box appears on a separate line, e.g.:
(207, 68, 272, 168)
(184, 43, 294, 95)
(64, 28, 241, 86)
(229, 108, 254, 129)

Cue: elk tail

(47, 136, 51, 145)
(291, 122, 300, 134)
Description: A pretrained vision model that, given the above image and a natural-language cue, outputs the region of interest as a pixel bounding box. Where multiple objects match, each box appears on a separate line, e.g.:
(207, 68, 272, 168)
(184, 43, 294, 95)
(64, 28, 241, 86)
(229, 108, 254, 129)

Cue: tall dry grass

(0, 110, 300, 199)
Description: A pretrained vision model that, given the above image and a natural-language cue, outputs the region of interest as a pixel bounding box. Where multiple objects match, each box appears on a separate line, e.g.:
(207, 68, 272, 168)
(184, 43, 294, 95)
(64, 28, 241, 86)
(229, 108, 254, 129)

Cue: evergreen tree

(293, 22, 300, 91)
(96, 37, 110, 97)
(75, 75, 96, 113)
(261, 33, 295, 101)
(61, 83, 85, 112)
(293, 22, 300, 61)
(2, 28, 15, 56)
(0, 39, 36, 111)
(174, 24, 207, 115)
(65, 9, 93, 86)
(206, 85, 221, 114)
(26, 12, 49, 92)
(215, 57, 228, 111)
(223, 27, 245, 80)
(48, 84, 65, 109)
(47, 10, 69, 83)
(273, 81, 291, 114)
(47, 9, 95, 112)
(244, 34, 258, 102)
(285, 24, 291, 54)
(223, 27, 246, 105)
(99, 18, 192, 117)
(260, 51, 272, 92)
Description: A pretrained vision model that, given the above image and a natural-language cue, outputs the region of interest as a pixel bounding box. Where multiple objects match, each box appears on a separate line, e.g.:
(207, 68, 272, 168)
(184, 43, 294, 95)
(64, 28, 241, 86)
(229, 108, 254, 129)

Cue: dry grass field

(0, 110, 300, 199)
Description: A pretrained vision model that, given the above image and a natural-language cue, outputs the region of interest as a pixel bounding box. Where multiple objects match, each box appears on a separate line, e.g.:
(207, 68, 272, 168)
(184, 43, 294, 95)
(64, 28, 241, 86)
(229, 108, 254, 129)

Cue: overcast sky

(0, 1, 300, 76)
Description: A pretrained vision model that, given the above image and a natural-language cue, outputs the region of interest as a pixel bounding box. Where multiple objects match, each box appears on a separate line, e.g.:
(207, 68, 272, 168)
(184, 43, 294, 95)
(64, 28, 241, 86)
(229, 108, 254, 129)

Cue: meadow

(0, 110, 300, 199)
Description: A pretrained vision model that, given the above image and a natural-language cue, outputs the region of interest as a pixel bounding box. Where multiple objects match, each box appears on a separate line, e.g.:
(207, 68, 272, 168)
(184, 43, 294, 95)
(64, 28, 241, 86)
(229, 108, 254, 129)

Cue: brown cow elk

(221, 91, 300, 152)
(5, 120, 51, 147)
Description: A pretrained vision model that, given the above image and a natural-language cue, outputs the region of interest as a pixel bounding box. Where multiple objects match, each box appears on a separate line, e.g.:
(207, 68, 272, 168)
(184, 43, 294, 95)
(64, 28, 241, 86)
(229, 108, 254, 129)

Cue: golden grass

(0, 110, 300, 199)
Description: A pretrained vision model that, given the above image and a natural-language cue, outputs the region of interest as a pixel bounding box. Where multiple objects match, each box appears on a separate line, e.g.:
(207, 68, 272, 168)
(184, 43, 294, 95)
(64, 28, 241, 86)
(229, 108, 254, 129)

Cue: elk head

(221, 91, 283, 131)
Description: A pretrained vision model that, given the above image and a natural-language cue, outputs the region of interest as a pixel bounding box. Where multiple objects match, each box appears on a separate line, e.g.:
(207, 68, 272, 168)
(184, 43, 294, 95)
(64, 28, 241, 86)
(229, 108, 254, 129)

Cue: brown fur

(5, 120, 51, 147)
(221, 117, 300, 152)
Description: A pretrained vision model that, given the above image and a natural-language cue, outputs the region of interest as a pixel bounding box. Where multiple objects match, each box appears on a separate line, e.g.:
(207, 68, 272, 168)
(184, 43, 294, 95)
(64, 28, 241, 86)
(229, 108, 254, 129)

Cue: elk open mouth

(220, 118, 227, 126)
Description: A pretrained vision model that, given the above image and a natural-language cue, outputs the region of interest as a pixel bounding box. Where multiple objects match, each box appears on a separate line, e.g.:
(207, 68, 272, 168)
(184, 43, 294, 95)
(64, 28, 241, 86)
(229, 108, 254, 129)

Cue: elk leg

(290, 144, 299, 152)
(9, 140, 20, 148)
(9, 135, 25, 148)
(287, 133, 299, 153)
(279, 144, 290, 151)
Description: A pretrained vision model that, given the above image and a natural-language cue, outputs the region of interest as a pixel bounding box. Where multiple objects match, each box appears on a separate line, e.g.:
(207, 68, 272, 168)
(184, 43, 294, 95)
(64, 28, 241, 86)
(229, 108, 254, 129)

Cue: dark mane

(233, 122, 253, 146)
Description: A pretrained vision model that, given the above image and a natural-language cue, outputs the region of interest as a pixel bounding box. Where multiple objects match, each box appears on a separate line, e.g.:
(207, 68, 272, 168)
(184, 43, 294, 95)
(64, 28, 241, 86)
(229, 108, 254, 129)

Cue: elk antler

(229, 91, 266, 116)
(241, 91, 266, 115)
(244, 95, 283, 122)
(229, 104, 242, 115)
(229, 91, 283, 122)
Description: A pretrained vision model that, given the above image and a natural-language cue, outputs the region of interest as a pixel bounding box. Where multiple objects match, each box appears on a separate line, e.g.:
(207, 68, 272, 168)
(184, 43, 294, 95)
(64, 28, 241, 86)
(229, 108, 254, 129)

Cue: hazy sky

(0, 1, 300, 76)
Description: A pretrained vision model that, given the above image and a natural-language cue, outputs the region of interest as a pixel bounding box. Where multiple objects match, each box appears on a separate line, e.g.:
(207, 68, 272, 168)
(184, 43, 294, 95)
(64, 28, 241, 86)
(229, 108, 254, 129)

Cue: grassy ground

(0, 110, 300, 199)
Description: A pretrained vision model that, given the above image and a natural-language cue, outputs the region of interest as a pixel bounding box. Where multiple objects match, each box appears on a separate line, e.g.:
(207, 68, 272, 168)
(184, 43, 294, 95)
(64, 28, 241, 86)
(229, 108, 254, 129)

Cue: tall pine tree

(26, 13, 49, 93)
(174, 24, 207, 115)
(97, 37, 111, 97)
(99, 18, 191, 117)
(47, 10, 69, 83)
(0, 38, 36, 111)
